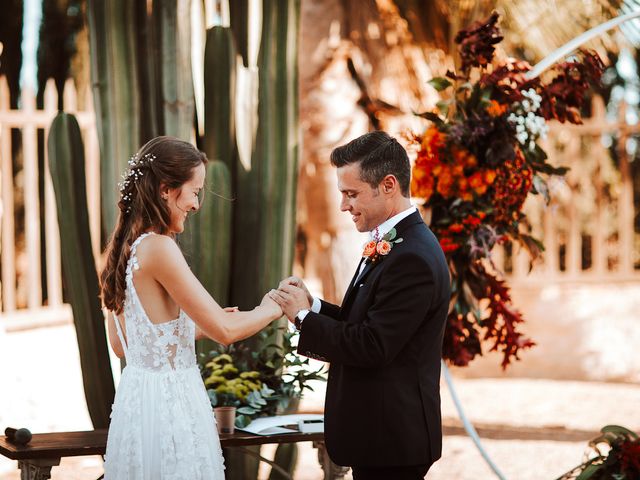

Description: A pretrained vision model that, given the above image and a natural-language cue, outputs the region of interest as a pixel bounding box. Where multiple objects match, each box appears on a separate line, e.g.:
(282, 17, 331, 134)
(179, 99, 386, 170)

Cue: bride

(99, 136, 282, 479)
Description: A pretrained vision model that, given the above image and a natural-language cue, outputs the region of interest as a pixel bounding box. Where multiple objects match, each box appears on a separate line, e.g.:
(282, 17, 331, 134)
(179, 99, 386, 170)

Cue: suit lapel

(342, 257, 366, 304)
(341, 210, 425, 309)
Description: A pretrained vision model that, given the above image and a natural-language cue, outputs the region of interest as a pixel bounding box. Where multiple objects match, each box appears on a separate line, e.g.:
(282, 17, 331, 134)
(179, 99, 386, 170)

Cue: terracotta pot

(213, 406, 236, 434)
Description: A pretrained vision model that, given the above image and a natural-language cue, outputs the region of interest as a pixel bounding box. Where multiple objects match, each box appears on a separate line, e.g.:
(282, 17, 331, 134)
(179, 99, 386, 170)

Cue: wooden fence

(0, 77, 638, 329)
(0, 76, 100, 329)
(495, 96, 640, 283)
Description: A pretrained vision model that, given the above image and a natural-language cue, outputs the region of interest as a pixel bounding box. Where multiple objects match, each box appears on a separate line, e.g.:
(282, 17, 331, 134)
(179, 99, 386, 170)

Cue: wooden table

(0, 429, 350, 479)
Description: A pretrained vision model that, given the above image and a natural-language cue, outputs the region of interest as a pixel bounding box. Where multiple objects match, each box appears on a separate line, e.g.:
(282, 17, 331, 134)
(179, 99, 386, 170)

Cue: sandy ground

(1, 323, 639, 480)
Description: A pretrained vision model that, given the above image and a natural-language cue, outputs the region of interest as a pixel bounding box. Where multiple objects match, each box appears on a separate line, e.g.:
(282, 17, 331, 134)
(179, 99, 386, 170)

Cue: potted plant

(200, 329, 326, 429)
(556, 425, 640, 479)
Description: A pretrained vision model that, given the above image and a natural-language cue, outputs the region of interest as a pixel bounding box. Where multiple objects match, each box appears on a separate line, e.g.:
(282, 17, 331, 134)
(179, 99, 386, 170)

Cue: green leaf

(235, 414, 252, 428)
(428, 77, 452, 91)
(479, 88, 493, 105)
(456, 82, 473, 93)
(436, 100, 451, 117)
(532, 175, 550, 203)
(575, 462, 603, 480)
(415, 111, 444, 126)
(207, 390, 218, 407)
(600, 424, 639, 439)
(237, 406, 258, 415)
(384, 228, 397, 241)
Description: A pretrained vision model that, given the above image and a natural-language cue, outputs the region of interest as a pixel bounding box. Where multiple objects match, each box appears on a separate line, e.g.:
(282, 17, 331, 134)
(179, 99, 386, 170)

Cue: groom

(271, 131, 451, 479)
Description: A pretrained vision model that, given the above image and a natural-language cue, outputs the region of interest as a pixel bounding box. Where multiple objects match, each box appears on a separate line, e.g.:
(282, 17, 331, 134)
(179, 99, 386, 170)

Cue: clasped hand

(269, 276, 312, 323)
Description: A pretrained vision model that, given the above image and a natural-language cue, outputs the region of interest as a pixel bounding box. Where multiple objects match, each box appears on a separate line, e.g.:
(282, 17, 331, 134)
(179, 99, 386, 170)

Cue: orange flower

(484, 169, 497, 185)
(449, 223, 464, 233)
(486, 100, 508, 117)
(362, 241, 377, 258)
(464, 154, 478, 168)
(469, 171, 487, 194)
(423, 126, 446, 153)
(376, 240, 392, 256)
(437, 174, 454, 197)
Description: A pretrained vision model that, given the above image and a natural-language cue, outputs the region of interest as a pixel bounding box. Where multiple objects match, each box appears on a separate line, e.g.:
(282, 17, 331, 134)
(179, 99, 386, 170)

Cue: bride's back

(115, 232, 196, 372)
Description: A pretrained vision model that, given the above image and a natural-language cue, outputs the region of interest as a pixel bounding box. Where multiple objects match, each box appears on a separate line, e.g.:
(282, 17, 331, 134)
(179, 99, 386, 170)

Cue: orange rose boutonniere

(362, 228, 403, 264)
(363, 241, 377, 258)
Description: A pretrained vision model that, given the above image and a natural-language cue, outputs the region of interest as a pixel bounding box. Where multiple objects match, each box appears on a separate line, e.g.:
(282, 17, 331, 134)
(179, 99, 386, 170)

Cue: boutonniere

(362, 228, 403, 264)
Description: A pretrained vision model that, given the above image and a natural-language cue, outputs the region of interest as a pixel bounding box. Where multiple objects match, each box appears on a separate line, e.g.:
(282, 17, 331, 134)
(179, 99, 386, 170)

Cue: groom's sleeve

(318, 299, 340, 319)
(297, 252, 436, 367)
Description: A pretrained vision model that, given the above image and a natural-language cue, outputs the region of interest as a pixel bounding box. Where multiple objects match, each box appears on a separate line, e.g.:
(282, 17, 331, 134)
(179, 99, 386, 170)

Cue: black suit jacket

(298, 210, 451, 467)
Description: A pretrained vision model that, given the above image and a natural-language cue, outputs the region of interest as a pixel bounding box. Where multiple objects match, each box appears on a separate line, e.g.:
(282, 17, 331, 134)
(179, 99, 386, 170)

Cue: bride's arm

(196, 306, 239, 340)
(106, 312, 125, 358)
(142, 235, 282, 345)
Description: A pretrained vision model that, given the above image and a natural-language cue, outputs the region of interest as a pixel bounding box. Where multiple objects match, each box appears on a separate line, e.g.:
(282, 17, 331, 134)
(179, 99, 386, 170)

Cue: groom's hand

(269, 285, 310, 322)
(278, 276, 313, 305)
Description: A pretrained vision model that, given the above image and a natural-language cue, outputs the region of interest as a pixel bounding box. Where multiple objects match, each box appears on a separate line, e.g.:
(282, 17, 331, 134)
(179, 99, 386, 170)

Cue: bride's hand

(224, 306, 239, 313)
(260, 291, 283, 320)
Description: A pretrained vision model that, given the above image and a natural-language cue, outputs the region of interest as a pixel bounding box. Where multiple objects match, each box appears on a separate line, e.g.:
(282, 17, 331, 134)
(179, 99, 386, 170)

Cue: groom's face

(337, 162, 386, 233)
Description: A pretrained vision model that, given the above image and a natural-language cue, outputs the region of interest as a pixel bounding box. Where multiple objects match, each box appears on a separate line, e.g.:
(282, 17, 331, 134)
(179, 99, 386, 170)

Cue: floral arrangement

(410, 12, 604, 368)
(362, 228, 403, 264)
(200, 328, 326, 427)
(556, 425, 640, 480)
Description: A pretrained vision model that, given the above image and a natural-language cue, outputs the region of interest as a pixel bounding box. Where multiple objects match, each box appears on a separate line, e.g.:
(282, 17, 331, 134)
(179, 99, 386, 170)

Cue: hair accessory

(118, 153, 157, 212)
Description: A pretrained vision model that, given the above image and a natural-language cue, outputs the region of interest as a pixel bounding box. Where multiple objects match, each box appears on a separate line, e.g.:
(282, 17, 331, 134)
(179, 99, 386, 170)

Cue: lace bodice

(114, 232, 197, 371)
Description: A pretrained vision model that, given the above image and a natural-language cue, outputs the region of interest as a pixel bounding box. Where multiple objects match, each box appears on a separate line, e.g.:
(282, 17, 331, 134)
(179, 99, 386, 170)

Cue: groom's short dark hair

(330, 131, 411, 197)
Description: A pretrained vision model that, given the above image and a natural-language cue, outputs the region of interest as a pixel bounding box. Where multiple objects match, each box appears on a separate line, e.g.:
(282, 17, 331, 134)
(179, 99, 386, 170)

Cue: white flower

(516, 131, 529, 144)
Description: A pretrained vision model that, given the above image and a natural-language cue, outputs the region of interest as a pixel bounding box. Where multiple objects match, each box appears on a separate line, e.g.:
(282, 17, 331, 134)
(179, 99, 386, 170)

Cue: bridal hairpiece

(118, 153, 156, 212)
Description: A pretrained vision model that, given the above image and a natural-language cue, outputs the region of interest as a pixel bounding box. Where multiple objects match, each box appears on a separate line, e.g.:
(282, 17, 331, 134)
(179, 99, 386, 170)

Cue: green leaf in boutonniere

(382, 228, 404, 245)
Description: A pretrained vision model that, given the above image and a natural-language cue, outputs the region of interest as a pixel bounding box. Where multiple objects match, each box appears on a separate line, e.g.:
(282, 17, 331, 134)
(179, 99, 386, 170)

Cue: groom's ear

(381, 175, 397, 194)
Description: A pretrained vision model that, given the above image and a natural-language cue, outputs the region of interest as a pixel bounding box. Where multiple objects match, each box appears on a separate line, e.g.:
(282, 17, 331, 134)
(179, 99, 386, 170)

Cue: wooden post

(82, 84, 101, 262)
(0, 76, 16, 311)
(22, 87, 43, 308)
(617, 104, 634, 275)
(43, 80, 62, 307)
(565, 136, 582, 278)
(590, 97, 607, 276)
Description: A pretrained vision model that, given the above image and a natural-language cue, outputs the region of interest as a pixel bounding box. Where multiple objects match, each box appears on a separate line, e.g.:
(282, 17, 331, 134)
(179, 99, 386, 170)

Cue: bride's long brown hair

(100, 136, 207, 314)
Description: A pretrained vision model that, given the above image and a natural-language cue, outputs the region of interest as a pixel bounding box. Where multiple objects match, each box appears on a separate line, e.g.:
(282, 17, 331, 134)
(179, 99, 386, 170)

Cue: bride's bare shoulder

(136, 234, 184, 267)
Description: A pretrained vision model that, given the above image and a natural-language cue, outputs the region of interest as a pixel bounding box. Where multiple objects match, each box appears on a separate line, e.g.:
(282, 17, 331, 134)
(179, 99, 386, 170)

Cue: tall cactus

(88, 0, 196, 234)
(47, 112, 115, 428)
(87, 0, 140, 236)
(157, 0, 195, 141)
(181, 25, 236, 354)
(230, 0, 300, 324)
(182, 160, 232, 357)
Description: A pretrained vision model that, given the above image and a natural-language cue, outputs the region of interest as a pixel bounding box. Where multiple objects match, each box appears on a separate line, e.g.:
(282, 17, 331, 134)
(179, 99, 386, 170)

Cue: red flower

(620, 438, 640, 475)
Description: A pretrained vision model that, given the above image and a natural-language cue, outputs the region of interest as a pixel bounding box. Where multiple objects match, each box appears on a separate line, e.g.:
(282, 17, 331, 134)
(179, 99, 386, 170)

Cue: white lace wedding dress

(104, 232, 225, 479)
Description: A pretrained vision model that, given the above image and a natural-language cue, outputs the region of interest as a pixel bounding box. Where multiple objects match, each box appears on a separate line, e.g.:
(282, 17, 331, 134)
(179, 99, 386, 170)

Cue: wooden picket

(0, 76, 99, 325)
